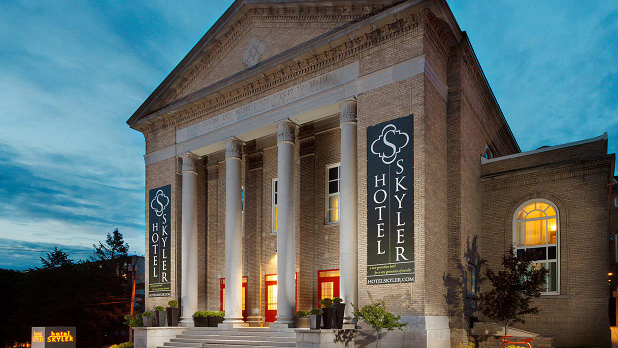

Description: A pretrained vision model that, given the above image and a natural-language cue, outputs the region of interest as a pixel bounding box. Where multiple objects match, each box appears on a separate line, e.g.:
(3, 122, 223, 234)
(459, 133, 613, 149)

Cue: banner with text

(148, 185, 171, 297)
(367, 115, 414, 285)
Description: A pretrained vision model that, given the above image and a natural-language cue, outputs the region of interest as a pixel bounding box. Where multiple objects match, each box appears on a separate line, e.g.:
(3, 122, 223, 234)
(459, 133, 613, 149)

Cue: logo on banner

(370, 124, 410, 165)
(150, 190, 169, 217)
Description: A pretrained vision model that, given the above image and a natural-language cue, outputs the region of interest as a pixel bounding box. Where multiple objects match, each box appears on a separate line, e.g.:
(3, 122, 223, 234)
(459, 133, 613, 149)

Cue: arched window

(514, 200, 559, 293)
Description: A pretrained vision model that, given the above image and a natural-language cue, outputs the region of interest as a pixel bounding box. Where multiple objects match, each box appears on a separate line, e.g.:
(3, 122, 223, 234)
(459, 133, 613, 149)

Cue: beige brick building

(127, 0, 615, 347)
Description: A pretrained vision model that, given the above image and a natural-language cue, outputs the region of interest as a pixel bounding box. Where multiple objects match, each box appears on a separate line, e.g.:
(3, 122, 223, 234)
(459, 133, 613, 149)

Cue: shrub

(154, 306, 165, 311)
(319, 298, 333, 308)
(122, 314, 143, 327)
(142, 311, 152, 317)
(309, 308, 322, 315)
(296, 310, 309, 317)
(168, 300, 179, 308)
(333, 297, 343, 304)
(111, 342, 134, 348)
(210, 311, 225, 318)
(193, 311, 209, 317)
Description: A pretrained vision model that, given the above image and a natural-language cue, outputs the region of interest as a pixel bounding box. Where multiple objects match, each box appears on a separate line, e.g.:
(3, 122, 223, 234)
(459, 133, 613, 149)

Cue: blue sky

(0, 0, 616, 270)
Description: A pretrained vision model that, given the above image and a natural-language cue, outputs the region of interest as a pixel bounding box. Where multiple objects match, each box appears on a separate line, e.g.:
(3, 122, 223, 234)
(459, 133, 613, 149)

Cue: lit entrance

(264, 273, 297, 323)
(318, 269, 340, 301)
(220, 276, 248, 321)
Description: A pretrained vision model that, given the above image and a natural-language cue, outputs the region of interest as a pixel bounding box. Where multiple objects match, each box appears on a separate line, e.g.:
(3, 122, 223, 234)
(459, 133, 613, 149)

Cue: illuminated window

(326, 164, 340, 224)
(514, 200, 559, 293)
(272, 178, 278, 233)
(466, 264, 476, 295)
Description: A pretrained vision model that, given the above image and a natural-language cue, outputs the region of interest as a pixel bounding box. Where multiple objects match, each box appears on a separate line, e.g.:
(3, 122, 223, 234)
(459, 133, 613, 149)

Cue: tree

(40, 247, 73, 268)
(477, 248, 549, 335)
(352, 301, 406, 348)
(93, 229, 129, 261)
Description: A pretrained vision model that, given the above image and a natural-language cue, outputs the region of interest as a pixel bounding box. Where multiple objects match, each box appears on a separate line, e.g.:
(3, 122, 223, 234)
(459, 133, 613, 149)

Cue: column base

(269, 323, 295, 330)
(179, 317, 195, 327)
(246, 315, 263, 327)
(218, 322, 250, 329)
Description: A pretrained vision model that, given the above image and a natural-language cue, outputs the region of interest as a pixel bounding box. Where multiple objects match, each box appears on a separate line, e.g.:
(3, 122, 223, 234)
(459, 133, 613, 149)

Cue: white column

(223, 138, 246, 326)
(339, 100, 358, 324)
(180, 153, 199, 327)
(274, 120, 297, 327)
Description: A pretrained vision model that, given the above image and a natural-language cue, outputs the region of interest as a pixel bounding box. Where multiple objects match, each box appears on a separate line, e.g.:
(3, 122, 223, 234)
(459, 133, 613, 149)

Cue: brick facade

(129, 1, 615, 347)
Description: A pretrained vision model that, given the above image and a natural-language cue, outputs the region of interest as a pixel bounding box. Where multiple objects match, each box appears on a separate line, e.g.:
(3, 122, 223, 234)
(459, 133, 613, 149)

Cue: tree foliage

(93, 228, 129, 262)
(0, 229, 135, 347)
(477, 248, 549, 335)
(352, 301, 406, 348)
(40, 247, 73, 268)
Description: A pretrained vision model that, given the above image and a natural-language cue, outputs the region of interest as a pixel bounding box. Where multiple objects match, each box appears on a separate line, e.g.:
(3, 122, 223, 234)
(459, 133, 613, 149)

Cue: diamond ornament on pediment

(241, 36, 266, 68)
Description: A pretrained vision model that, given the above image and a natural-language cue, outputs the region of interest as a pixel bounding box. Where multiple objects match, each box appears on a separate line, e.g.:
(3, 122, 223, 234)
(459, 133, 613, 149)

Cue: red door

(317, 269, 340, 303)
(264, 273, 297, 323)
(220, 276, 248, 321)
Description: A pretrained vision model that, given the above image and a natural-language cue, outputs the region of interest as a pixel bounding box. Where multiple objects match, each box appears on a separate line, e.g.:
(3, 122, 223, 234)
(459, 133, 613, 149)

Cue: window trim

(512, 199, 560, 295)
(325, 163, 341, 225)
(272, 178, 278, 233)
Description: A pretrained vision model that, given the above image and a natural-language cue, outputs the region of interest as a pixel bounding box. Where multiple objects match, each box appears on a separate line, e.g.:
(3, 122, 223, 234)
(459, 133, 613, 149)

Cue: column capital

(277, 120, 297, 144)
(340, 100, 357, 125)
(225, 138, 243, 160)
(181, 153, 199, 173)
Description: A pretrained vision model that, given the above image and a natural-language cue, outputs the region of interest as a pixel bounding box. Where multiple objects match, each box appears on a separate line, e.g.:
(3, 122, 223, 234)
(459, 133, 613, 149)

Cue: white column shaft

(180, 154, 198, 326)
(276, 121, 296, 325)
(224, 139, 244, 324)
(340, 101, 358, 323)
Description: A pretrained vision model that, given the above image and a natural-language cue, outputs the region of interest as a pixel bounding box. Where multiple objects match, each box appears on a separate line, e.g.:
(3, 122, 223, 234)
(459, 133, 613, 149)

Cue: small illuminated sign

(31, 327, 76, 348)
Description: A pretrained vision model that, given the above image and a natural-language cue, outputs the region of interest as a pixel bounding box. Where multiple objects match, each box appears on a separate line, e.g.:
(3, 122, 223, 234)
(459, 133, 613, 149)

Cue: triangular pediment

(127, 0, 407, 128)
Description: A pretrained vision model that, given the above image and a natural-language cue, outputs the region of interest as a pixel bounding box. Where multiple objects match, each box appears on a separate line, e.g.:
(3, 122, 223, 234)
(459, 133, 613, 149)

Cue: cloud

(449, 1, 618, 161)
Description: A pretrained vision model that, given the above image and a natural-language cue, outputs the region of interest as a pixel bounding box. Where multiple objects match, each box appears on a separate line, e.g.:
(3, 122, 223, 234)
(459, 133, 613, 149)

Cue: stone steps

(157, 327, 297, 348)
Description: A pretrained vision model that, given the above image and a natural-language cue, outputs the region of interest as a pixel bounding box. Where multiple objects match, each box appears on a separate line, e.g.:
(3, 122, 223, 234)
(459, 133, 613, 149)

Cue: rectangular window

(272, 178, 278, 233)
(466, 264, 476, 295)
(614, 197, 618, 208)
(326, 164, 340, 224)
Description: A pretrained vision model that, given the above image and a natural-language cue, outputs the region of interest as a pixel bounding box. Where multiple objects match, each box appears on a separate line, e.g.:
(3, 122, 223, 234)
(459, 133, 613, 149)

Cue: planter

(166, 307, 180, 326)
(208, 316, 224, 327)
(154, 311, 167, 327)
(294, 316, 310, 328)
(142, 316, 153, 327)
(321, 308, 334, 329)
(309, 314, 322, 330)
(193, 316, 208, 327)
(333, 303, 346, 329)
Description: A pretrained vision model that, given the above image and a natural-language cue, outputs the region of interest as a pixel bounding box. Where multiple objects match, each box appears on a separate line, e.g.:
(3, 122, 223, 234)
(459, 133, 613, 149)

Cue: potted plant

(208, 311, 225, 327)
(320, 298, 334, 329)
(154, 306, 167, 327)
(295, 310, 310, 328)
(332, 297, 345, 329)
(166, 300, 180, 326)
(193, 311, 209, 327)
(142, 311, 153, 327)
(309, 308, 322, 330)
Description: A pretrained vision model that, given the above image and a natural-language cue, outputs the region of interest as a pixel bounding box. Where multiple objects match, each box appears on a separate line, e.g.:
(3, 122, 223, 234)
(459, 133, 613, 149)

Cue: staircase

(159, 327, 297, 348)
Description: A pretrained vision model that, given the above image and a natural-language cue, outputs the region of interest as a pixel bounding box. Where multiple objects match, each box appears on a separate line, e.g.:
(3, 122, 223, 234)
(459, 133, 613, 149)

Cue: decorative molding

(206, 165, 219, 181)
(339, 100, 357, 125)
(247, 151, 264, 170)
(140, 10, 426, 137)
(277, 121, 296, 144)
(181, 153, 199, 173)
(225, 138, 243, 160)
(299, 136, 315, 157)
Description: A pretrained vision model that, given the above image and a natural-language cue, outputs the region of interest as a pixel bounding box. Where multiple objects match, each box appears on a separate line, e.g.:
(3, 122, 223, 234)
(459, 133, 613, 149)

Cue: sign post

(148, 185, 172, 297)
(366, 115, 415, 285)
